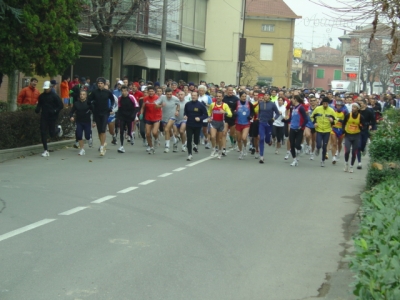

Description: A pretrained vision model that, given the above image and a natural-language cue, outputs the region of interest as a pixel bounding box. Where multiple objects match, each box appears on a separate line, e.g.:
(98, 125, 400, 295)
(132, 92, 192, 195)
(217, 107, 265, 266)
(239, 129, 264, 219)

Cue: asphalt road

(0, 138, 365, 300)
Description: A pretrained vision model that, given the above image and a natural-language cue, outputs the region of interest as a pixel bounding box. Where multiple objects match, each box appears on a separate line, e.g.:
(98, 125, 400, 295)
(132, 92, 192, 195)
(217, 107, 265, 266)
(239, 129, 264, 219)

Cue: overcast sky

(283, 0, 373, 50)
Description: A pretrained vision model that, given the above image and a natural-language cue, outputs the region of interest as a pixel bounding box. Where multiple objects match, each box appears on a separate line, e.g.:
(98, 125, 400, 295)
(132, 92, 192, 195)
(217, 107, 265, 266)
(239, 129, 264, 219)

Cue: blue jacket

(258, 101, 280, 123)
(184, 100, 208, 127)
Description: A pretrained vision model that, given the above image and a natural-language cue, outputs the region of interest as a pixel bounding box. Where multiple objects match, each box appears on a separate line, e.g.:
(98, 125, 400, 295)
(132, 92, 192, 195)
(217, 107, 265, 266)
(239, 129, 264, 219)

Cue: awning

(123, 42, 207, 73)
(123, 42, 181, 71)
(174, 50, 207, 73)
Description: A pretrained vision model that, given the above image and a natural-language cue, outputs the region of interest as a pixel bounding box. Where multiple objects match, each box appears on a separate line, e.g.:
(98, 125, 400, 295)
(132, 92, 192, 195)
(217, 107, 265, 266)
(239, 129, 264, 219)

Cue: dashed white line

(139, 180, 155, 185)
(173, 167, 186, 172)
(117, 187, 138, 194)
(0, 219, 56, 242)
(59, 206, 87, 216)
(91, 195, 116, 204)
(158, 173, 173, 177)
(186, 156, 213, 167)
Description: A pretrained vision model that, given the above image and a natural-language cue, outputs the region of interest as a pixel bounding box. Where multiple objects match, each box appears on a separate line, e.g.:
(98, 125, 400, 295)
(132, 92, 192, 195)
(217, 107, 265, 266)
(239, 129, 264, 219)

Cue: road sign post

(343, 56, 361, 92)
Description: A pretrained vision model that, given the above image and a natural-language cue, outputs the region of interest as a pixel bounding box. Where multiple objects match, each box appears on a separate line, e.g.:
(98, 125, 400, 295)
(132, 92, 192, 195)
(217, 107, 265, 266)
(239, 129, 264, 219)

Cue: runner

(272, 97, 287, 154)
(304, 95, 318, 160)
(155, 88, 180, 153)
(139, 86, 161, 154)
(222, 86, 239, 155)
(174, 91, 189, 152)
(310, 97, 336, 167)
(288, 95, 308, 166)
(258, 92, 281, 164)
(88, 78, 115, 156)
(330, 99, 348, 164)
(69, 90, 92, 156)
(103, 84, 119, 146)
(356, 98, 376, 169)
(249, 92, 260, 157)
(117, 86, 139, 153)
(184, 91, 208, 161)
(343, 103, 364, 173)
(234, 91, 254, 159)
(208, 90, 232, 159)
(197, 85, 212, 149)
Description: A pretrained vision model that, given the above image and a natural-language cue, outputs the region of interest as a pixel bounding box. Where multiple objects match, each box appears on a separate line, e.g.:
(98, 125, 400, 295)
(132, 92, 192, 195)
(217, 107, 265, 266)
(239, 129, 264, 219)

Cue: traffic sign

(392, 63, 400, 72)
(393, 76, 400, 86)
(343, 56, 361, 73)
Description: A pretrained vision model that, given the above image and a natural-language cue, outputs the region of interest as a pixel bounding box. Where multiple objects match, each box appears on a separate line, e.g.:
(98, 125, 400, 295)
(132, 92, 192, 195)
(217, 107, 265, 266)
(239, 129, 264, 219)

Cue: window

(334, 70, 342, 80)
(316, 69, 325, 79)
(260, 44, 273, 61)
(261, 24, 275, 32)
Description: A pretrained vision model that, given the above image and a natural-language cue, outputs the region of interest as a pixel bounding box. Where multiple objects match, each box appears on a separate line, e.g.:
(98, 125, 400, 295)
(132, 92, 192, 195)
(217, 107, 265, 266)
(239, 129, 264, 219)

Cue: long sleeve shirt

(184, 100, 209, 127)
(258, 100, 281, 123)
(69, 100, 92, 123)
(35, 92, 63, 120)
(290, 104, 308, 129)
(88, 88, 115, 116)
(310, 105, 336, 133)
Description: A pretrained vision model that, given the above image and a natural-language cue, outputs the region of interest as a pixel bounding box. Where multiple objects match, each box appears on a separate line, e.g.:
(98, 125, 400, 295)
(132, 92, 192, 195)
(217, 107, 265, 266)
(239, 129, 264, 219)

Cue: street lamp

(312, 64, 318, 88)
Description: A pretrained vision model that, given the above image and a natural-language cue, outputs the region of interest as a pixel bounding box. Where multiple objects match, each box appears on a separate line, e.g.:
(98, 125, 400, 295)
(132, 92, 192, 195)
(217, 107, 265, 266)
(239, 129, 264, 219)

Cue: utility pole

(159, 0, 168, 86)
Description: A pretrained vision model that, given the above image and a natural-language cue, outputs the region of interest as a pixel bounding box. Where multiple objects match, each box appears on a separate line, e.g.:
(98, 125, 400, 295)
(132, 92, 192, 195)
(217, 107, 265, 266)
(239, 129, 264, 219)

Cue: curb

(0, 139, 74, 163)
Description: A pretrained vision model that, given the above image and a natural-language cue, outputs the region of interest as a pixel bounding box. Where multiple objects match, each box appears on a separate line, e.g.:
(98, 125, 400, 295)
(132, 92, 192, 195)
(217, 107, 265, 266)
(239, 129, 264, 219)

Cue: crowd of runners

(35, 76, 399, 172)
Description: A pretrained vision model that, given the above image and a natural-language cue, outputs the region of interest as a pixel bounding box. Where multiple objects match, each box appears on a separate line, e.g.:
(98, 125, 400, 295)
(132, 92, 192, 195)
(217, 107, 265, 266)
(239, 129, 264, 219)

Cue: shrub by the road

(350, 178, 400, 299)
(0, 108, 73, 150)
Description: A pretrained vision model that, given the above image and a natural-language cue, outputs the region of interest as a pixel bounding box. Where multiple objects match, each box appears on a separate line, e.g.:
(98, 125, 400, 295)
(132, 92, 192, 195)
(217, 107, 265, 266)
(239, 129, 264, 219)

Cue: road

(0, 139, 364, 300)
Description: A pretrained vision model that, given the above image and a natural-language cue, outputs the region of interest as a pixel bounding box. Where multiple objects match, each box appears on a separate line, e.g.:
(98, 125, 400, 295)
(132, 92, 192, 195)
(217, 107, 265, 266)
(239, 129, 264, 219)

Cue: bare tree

(312, 0, 400, 62)
(240, 50, 260, 86)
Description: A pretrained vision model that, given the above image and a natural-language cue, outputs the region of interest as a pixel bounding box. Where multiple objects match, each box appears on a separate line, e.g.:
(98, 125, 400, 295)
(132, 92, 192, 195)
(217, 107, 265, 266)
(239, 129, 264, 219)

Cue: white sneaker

(210, 149, 217, 157)
(78, 149, 85, 156)
(182, 145, 187, 152)
(130, 135, 135, 145)
(284, 152, 290, 160)
(290, 159, 298, 167)
(332, 155, 337, 165)
(357, 162, 362, 170)
(349, 166, 354, 173)
(310, 153, 314, 160)
(187, 154, 193, 161)
(344, 163, 349, 172)
(100, 146, 105, 156)
(57, 125, 63, 137)
(255, 152, 259, 159)
(88, 138, 93, 148)
(205, 142, 211, 149)
(173, 144, 178, 152)
(305, 145, 310, 155)
(118, 146, 125, 153)
(239, 152, 244, 160)
(146, 146, 151, 152)
(149, 147, 155, 154)
(217, 152, 222, 159)
(41, 150, 50, 157)
(164, 147, 169, 153)
(320, 161, 325, 167)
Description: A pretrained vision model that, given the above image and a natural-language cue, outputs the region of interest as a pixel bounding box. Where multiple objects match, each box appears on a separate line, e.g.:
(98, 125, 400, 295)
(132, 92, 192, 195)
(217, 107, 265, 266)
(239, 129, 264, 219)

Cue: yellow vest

(345, 113, 361, 134)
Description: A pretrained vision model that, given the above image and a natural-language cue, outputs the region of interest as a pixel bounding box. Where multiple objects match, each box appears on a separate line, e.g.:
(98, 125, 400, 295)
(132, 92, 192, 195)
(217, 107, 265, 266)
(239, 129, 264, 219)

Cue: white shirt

(273, 104, 286, 127)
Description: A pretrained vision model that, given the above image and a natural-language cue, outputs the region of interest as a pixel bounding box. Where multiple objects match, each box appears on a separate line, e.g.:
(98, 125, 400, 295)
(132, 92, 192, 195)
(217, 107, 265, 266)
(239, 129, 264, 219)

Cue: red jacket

(17, 86, 40, 105)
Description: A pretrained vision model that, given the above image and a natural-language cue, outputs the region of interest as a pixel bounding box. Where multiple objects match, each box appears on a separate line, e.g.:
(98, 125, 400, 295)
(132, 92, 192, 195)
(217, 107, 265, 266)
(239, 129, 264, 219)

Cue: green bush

(365, 161, 400, 190)
(350, 179, 400, 299)
(369, 109, 400, 162)
(0, 108, 74, 150)
(0, 101, 7, 112)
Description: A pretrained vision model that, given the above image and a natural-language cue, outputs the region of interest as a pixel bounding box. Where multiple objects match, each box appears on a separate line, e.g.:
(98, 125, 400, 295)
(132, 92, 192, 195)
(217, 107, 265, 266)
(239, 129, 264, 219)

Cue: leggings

(259, 122, 272, 156)
(76, 122, 91, 141)
(272, 125, 285, 143)
(186, 126, 201, 155)
(316, 132, 330, 161)
(344, 133, 360, 166)
(119, 119, 133, 146)
(40, 118, 57, 151)
(289, 128, 304, 158)
(357, 130, 369, 162)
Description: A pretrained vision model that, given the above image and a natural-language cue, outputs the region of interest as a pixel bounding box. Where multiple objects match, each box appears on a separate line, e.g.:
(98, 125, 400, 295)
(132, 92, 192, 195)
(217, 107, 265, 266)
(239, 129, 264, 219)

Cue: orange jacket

(60, 81, 70, 98)
(17, 86, 40, 105)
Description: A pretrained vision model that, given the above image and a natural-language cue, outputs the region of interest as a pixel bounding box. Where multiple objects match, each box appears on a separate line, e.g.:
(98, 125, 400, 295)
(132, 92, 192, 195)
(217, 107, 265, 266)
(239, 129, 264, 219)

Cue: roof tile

(246, 0, 301, 19)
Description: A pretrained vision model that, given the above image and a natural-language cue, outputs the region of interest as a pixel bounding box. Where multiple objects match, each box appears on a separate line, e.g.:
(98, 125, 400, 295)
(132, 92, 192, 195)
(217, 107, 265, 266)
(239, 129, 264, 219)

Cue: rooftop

(246, 0, 301, 19)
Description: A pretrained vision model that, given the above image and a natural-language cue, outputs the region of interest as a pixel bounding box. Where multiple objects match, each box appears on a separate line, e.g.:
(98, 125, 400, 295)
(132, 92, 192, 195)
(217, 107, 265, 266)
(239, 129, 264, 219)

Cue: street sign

(392, 63, 400, 72)
(343, 56, 361, 73)
(393, 76, 400, 86)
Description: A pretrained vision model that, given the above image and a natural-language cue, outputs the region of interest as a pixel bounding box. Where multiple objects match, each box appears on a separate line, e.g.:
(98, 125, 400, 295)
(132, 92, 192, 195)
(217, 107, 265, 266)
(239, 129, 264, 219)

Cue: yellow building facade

(241, 0, 300, 88)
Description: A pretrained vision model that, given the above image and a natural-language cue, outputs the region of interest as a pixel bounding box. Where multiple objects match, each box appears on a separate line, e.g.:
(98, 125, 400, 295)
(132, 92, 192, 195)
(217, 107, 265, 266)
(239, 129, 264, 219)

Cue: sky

(283, 0, 372, 50)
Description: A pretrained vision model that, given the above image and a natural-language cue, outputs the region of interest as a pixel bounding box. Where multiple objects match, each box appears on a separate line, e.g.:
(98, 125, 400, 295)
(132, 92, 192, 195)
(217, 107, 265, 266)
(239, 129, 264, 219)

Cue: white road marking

(58, 206, 87, 216)
(158, 173, 173, 177)
(0, 219, 56, 242)
(139, 180, 155, 185)
(173, 167, 186, 172)
(91, 195, 116, 204)
(117, 187, 138, 194)
(186, 156, 213, 167)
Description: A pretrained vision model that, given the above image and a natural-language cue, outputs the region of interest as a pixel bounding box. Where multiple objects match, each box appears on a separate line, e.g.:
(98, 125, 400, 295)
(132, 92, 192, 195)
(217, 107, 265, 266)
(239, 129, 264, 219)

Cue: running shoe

(259, 157, 264, 164)
(305, 145, 310, 155)
(290, 159, 298, 167)
(320, 161, 325, 167)
(332, 155, 337, 165)
(255, 152, 260, 159)
(284, 152, 290, 160)
(310, 153, 314, 160)
(73, 141, 79, 149)
(238, 152, 243, 160)
(100, 146, 105, 156)
(146, 146, 151, 152)
(118, 146, 125, 153)
(222, 149, 227, 156)
(251, 148, 256, 155)
(154, 139, 160, 149)
(217, 152, 222, 159)
(164, 147, 169, 153)
(130, 135, 134, 145)
(182, 145, 187, 152)
(149, 147, 155, 154)
(349, 166, 354, 173)
(210, 149, 217, 157)
(41, 150, 50, 157)
(88, 138, 93, 148)
(205, 142, 211, 149)
(187, 154, 193, 161)
(357, 162, 362, 170)
(57, 125, 63, 137)
(78, 149, 85, 156)
(173, 144, 178, 152)
(112, 136, 117, 145)
(193, 145, 198, 153)
(344, 163, 349, 172)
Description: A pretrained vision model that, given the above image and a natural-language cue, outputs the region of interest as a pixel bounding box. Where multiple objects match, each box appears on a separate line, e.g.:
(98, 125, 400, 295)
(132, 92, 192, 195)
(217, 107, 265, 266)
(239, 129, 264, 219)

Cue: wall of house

(242, 17, 294, 87)
(307, 64, 346, 90)
(199, 0, 243, 85)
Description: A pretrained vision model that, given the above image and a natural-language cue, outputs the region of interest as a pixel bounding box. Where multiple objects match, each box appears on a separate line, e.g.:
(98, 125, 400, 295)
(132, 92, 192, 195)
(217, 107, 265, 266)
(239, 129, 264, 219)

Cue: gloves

(139, 114, 143, 120)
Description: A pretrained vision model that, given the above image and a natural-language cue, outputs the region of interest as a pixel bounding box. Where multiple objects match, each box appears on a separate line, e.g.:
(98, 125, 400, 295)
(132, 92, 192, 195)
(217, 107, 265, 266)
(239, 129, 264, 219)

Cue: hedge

(350, 179, 400, 299)
(0, 107, 74, 150)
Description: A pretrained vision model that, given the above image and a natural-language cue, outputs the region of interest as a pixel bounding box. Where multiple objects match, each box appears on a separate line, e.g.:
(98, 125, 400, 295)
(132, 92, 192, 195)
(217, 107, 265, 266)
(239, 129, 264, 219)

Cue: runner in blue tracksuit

(289, 95, 308, 167)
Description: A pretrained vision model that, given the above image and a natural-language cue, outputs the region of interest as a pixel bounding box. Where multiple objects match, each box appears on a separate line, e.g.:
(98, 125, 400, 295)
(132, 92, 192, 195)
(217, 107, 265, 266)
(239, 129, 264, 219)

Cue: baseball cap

(43, 81, 51, 89)
(117, 80, 123, 85)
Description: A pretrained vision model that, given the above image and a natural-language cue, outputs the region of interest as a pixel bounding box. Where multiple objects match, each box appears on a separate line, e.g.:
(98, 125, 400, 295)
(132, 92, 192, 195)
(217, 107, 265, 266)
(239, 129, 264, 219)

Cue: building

(301, 46, 345, 91)
(241, 0, 300, 88)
